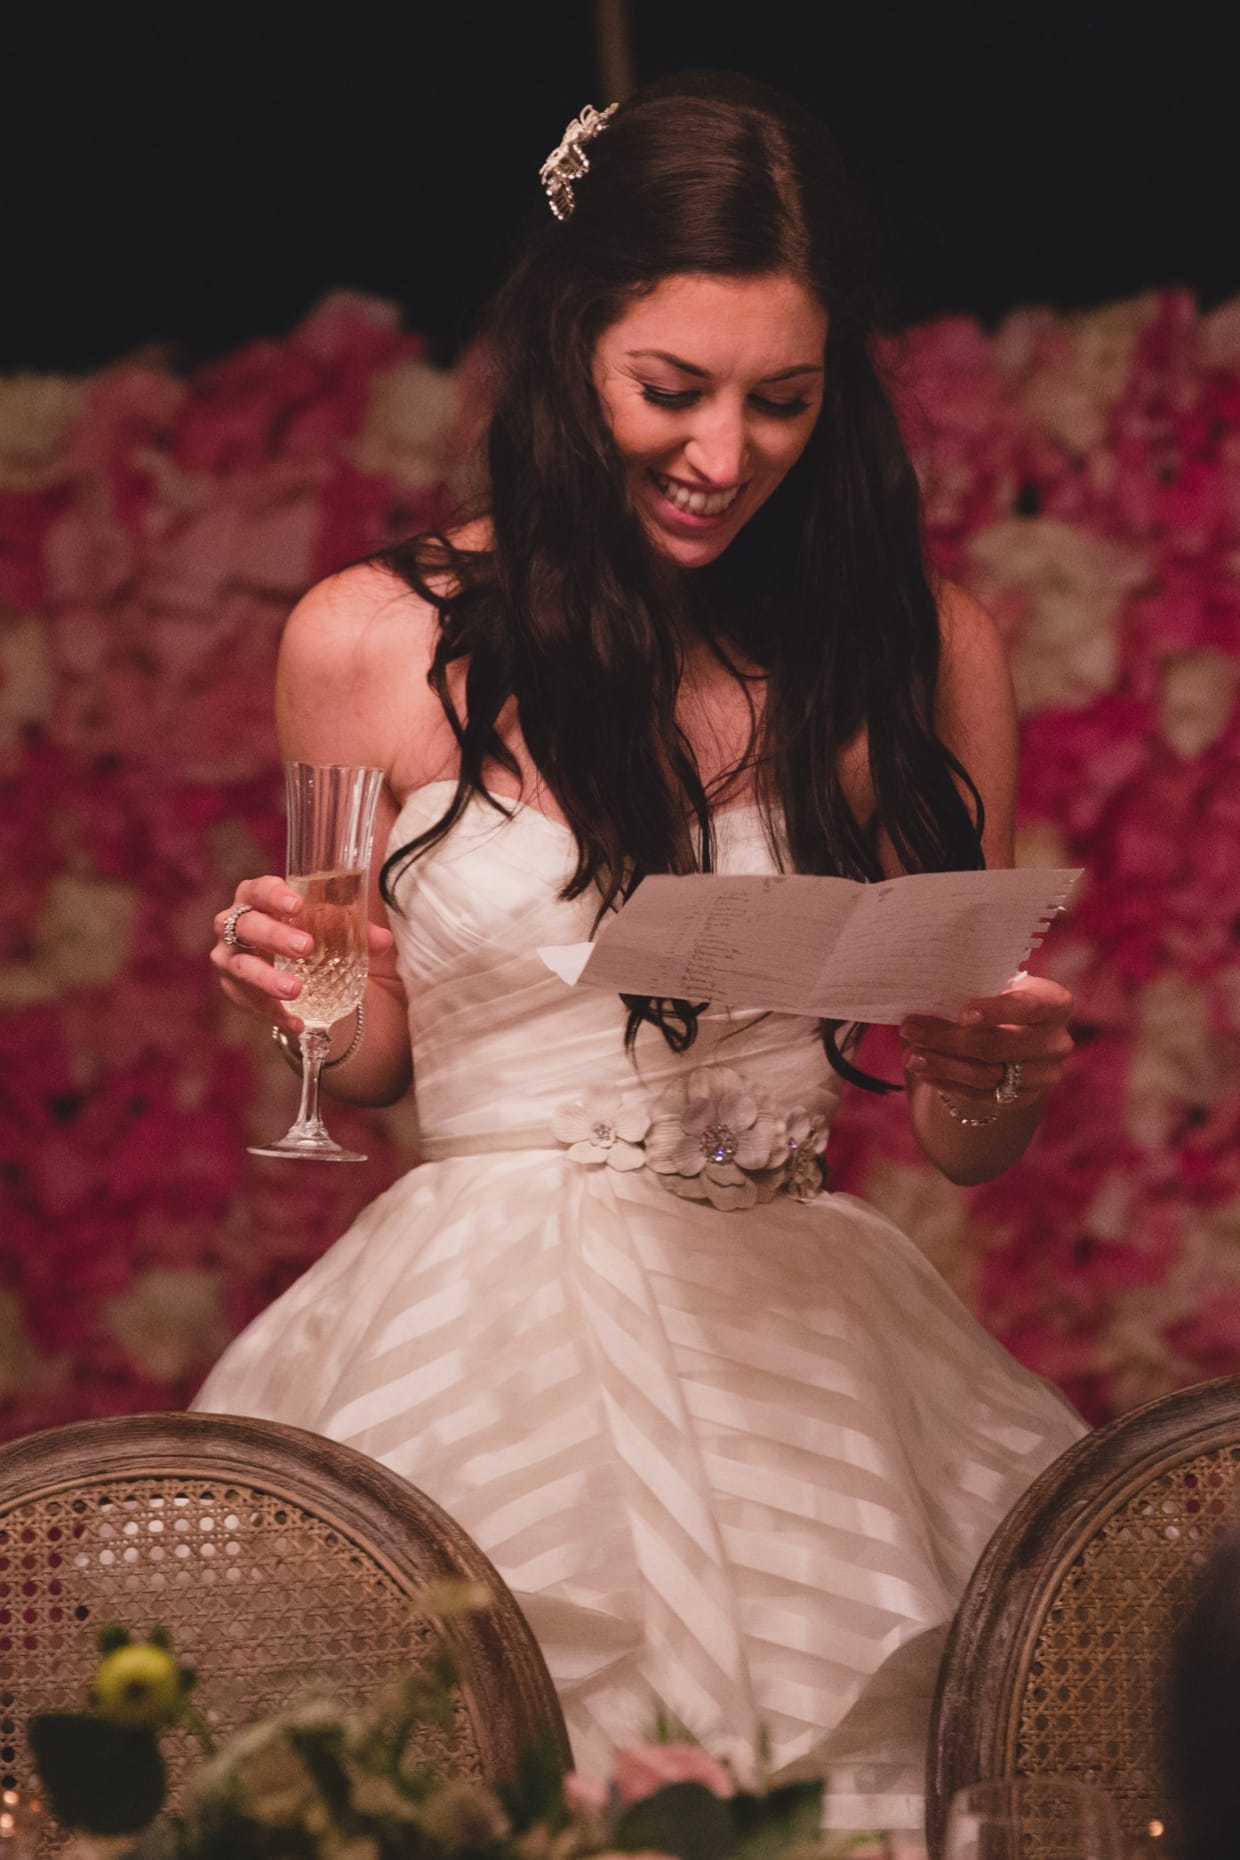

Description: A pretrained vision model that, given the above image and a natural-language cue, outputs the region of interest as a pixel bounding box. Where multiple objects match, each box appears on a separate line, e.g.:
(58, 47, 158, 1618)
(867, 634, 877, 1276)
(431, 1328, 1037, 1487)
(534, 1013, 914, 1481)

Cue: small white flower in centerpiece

(645, 1066, 790, 1211)
(783, 1094, 834, 1201)
(552, 1085, 650, 1171)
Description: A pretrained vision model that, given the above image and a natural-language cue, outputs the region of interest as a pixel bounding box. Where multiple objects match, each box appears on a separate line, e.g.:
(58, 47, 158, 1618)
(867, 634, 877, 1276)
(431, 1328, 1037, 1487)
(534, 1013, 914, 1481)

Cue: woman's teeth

(655, 475, 741, 517)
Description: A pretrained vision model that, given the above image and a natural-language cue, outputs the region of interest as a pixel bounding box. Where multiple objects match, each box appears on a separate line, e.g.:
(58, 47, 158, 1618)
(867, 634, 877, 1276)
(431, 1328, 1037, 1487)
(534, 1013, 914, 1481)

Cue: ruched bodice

(390, 784, 839, 1156)
(197, 783, 1084, 1835)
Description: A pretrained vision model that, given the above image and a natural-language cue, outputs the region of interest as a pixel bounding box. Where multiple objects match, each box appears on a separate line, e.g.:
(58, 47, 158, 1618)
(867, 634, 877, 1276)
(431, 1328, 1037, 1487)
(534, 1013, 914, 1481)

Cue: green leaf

(731, 1780, 825, 1860)
(613, 1781, 736, 1860)
(29, 1713, 166, 1835)
(497, 1736, 567, 1833)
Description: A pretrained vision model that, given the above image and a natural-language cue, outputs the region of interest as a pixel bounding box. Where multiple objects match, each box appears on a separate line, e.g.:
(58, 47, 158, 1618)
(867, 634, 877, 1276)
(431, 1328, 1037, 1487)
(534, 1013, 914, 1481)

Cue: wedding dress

(195, 783, 1085, 1831)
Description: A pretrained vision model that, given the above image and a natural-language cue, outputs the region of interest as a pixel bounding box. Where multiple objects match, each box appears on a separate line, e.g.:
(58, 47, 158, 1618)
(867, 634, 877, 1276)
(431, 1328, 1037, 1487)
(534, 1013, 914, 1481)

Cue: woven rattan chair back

(926, 1376, 1240, 1856)
(0, 1412, 570, 1836)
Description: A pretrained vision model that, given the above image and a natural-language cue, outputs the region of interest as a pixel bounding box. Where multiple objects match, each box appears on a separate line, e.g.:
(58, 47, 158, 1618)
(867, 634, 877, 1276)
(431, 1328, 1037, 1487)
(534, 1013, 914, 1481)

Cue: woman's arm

(895, 583, 1075, 1185)
(210, 563, 445, 1107)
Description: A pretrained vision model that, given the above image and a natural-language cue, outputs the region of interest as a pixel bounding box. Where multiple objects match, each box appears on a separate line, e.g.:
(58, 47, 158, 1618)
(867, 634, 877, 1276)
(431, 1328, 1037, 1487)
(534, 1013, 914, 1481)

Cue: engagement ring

(223, 903, 256, 950)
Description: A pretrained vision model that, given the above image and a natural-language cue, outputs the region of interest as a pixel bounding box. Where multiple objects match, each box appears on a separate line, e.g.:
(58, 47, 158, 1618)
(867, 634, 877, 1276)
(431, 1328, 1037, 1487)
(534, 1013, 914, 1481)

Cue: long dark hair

(379, 71, 984, 1074)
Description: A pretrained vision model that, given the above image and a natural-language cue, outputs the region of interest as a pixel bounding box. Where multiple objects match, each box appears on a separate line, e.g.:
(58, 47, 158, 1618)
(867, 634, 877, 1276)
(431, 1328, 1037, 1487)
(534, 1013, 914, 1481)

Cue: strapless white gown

(195, 785, 1085, 1831)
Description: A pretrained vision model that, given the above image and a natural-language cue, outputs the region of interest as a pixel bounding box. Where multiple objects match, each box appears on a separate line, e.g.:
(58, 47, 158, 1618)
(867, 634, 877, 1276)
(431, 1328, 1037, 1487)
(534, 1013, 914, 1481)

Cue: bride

(199, 71, 1084, 1833)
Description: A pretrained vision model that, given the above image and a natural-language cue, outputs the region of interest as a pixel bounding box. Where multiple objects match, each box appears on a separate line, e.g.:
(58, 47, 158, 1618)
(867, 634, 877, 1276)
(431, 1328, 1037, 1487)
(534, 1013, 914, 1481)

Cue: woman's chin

(641, 507, 744, 568)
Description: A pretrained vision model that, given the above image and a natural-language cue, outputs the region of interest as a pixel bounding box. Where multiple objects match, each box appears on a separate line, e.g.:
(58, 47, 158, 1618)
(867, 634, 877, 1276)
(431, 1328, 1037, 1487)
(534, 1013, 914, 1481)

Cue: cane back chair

(0, 1412, 570, 1830)
(926, 1375, 1240, 1856)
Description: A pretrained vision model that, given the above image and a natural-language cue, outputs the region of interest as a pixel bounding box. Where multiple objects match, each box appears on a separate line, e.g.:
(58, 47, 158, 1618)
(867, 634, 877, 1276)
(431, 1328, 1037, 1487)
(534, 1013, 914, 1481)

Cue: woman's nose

(682, 406, 748, 485)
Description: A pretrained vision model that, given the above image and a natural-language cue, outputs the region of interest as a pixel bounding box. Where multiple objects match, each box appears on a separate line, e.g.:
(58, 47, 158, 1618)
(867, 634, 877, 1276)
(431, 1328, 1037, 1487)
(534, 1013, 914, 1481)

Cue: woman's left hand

(899, 973, 1075, 1111)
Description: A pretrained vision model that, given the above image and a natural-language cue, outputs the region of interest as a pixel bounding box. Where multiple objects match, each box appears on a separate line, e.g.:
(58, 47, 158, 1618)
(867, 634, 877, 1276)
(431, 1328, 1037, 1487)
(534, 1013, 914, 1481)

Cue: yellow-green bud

(93, 1643, 183, 1727)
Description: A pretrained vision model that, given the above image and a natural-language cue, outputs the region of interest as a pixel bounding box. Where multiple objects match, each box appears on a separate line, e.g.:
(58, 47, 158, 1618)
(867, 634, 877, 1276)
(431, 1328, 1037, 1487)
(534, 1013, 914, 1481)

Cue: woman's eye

(641, 386, 698, 409)
(752, 396, 812, 419)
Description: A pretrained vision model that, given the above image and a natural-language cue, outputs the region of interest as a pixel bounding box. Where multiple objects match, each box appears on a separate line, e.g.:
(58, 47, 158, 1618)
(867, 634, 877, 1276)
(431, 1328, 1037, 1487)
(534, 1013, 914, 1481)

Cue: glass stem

(293, 1027, 332, 1138)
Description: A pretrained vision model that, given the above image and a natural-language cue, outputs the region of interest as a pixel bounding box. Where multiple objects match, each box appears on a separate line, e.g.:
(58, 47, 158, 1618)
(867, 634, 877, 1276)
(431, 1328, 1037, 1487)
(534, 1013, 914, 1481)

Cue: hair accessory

(539, 102, 618, 220)
(223, 902, 256, 950)
(272, 1002, 365, 1074)
(995, 1060, 1023, 1106)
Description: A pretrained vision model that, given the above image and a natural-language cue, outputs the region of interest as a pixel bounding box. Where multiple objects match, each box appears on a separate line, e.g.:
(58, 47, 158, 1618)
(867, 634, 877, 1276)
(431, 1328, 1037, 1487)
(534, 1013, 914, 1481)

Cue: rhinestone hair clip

(539, 102, 618, 221)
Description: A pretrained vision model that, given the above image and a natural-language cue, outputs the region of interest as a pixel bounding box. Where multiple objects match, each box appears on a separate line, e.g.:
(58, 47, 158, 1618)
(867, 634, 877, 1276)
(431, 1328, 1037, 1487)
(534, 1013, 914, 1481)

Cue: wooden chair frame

(926, 1376, 1240, 1855)
(0, 1411, 571, 1808)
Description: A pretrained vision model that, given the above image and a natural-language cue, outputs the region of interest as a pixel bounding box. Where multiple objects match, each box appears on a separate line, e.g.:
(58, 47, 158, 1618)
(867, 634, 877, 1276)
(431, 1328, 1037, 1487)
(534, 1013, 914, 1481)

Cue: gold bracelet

(272, 1003, 365, 1073)
(936, 1090, 1000, 1129)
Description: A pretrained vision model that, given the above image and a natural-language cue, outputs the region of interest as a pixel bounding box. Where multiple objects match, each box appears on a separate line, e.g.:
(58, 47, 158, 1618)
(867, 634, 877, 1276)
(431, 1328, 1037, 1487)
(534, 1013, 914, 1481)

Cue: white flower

(0, 373, 84, 490)
(645, 1065, 790, 1211)
(1158, 648, 1240, 758)
(552, 1085, 650, 1171)
(348, 359, 460, 491)
(1127, 973, 1228, 1148)
(1020, 295, 1158, 453)
(965, 516, 1147, 715)
(782, 1094, 834, 1201)
(0, 873, 137, 1010)
(103, 1269, 233, 1382)
(0, 614, 54, 763)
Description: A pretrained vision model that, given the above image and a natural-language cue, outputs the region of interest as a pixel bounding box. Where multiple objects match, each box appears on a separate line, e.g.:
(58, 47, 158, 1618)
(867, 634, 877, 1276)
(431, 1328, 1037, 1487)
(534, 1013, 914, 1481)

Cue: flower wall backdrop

(2, 287, 1238, 1439)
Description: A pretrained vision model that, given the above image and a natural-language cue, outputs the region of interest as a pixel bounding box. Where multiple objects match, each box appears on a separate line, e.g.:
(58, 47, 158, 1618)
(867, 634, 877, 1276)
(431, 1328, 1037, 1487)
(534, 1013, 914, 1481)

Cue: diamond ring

(995, 1060, 1023, 1106)
(223, 902, 256, 951)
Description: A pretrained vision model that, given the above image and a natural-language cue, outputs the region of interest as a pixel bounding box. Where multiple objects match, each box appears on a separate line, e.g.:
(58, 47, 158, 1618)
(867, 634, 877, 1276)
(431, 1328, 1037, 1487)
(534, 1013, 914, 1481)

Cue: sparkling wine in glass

(945, 1776, 1125, 1860)
(248, 761, 384, 1163)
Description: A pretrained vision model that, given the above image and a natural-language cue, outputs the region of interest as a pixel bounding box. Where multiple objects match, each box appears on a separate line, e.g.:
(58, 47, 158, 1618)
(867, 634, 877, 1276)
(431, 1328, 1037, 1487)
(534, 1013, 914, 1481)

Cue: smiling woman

(592, 273, 827, 567)
(198, 70, 1084, 1835)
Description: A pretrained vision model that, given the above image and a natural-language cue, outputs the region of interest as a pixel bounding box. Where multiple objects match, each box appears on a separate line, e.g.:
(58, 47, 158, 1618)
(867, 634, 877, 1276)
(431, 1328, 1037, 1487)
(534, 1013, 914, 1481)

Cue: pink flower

(562, 1771, 608, 1816)
(611, 1743, 735, 1804)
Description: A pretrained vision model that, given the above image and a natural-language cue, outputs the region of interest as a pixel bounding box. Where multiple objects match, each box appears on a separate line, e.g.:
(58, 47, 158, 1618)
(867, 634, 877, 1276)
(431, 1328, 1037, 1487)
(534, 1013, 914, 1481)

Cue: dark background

(5, 5, 1238, 373)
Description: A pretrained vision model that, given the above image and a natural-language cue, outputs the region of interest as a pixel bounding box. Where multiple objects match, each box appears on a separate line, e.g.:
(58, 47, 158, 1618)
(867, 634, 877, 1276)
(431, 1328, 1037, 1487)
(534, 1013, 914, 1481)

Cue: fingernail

(278, 978, 300, 997)
(292, 934, 313, 954)
(960, 1009, 984, 1025)
(904, 1052, 927, 1073)
(281, 893, 302, 913)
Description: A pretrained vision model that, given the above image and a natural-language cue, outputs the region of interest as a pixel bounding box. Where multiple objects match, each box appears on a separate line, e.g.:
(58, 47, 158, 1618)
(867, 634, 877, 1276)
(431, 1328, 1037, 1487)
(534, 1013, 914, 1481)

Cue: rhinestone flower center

(591, 1120, 616, 1149)
(700, 1122, 738, 1165)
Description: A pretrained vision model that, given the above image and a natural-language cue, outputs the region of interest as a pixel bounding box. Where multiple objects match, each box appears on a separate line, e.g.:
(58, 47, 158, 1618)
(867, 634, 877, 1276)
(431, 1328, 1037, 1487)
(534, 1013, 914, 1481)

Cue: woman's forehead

(599, 272, 828, 371)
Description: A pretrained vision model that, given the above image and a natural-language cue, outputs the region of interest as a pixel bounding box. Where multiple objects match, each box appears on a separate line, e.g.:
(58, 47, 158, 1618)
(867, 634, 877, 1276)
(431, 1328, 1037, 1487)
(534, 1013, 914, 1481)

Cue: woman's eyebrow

(626, 348, 824, 383)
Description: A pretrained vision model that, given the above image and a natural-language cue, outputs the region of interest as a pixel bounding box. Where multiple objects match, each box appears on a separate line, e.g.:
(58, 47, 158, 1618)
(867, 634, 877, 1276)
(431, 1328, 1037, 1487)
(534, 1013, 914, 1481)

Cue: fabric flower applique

(645, 1065, 791, 1211)
(783, 1094, 834, 1201)
(551, 1085, 650, 1171)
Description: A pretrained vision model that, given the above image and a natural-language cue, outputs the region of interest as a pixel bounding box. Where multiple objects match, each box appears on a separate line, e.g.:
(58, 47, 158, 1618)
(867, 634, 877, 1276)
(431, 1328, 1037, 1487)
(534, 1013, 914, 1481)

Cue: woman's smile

(592, 272, 827, 568)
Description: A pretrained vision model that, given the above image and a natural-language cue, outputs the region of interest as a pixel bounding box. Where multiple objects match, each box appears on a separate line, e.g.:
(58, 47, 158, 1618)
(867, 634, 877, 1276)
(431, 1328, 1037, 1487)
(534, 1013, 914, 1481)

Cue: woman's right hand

(212, 873, 404, 1101)
(210, 877, 316, 1036)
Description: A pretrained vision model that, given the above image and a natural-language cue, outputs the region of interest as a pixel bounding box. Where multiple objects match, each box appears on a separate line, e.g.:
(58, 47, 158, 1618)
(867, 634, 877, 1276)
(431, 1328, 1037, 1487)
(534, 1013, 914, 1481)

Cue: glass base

(247, 1137, 367, 1163)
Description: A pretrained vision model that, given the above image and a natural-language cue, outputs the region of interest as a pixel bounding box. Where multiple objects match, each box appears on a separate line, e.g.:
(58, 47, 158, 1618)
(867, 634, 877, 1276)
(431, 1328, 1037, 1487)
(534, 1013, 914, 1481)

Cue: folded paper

(539, 867, 1082, 1023)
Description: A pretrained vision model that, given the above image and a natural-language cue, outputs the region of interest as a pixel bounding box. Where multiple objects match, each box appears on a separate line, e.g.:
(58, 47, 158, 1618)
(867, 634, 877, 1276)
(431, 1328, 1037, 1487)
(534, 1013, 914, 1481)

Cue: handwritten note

(539, 867, 1082, 1023)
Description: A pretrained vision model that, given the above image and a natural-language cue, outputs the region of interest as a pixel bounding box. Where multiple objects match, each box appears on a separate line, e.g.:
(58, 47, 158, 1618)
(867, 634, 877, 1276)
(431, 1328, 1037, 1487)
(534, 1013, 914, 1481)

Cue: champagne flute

(944, 1776, 1125, 1860)
(248, 761, 384, 1163)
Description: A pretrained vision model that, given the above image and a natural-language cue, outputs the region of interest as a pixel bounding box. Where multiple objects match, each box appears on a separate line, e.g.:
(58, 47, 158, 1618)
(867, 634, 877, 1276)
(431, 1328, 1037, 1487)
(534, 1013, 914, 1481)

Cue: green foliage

(613, 1779, 735, 1860)
(27, 1713, 166, 1835)
(24, 1607, 858, 1860)
(496, 1735, 569, 1834)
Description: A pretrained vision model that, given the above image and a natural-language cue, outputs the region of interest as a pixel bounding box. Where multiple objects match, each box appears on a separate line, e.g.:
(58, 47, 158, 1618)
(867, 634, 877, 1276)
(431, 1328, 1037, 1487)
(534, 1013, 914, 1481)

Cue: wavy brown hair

(379, 71, 984, 1078)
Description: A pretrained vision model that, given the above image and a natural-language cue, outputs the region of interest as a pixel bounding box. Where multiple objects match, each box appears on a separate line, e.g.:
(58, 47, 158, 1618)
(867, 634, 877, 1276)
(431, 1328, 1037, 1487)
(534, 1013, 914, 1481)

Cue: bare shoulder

(936, 578, 1009, 672)
(280, 560, 435, 669)
(276, 560, 446, 774)
(934, 579, 1015, 724)
(934, 579, 1018, 865)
